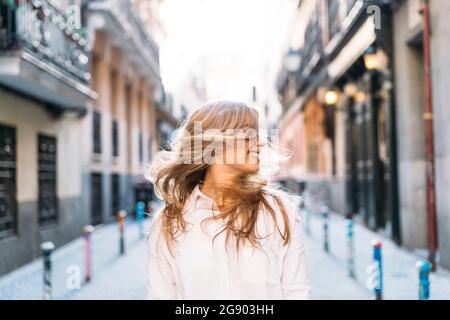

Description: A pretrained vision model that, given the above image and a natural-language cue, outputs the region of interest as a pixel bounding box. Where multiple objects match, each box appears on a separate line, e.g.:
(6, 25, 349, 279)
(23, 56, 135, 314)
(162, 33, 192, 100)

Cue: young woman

(146, 100, 310, 299)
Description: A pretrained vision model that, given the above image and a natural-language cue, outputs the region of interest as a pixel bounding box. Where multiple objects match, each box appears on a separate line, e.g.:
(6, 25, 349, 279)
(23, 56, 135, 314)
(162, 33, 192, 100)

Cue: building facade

(0, 0, 95, 275)
(83, 0, 165, 225)
(278, 1, 399, 232)
(0, 0, 168, 276)
(391, 0, 450, 268)
(278, 0, 450, 269)
(278, 0, 400, 241)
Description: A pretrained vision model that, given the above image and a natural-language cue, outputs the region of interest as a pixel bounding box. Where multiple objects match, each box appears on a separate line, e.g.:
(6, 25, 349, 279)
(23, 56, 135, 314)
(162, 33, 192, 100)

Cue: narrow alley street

(1, 0, 450, 305)
(1, 206, 449, 300)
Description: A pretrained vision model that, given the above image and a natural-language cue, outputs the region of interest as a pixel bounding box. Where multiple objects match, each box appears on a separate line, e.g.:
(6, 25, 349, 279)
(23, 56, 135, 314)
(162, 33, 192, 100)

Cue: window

(307, 143, 319, 173)
(0, 124, 17, 238)
(139, 132, 143, 163)
(111, 69, 119, 158)
(38, 134, 58, 225)
(92, 54, 100, 92)
(93, 111, 102, 154)
(111, 174, 120, 217)
(327, 0, 341, 41)
(302, 3, 322, 76)
(346, 0, 358, 14)
(148, 136, 152, 161)
(180, 105, 188, 121)
(112, 119, 119, 157)
(157, 120, 171, 150)
(110, 70, 118, 116)
(125, 83, 132, 163)
(91, 173, 103, 225)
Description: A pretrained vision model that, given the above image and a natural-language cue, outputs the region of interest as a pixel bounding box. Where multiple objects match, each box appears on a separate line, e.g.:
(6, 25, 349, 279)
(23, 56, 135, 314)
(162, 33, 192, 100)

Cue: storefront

(325, 13, 400, 242)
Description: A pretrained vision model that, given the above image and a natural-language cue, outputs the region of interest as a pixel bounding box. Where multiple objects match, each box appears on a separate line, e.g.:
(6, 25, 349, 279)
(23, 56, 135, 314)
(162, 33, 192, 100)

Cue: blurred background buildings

(0, 0, 172, 275)
(277, 0, 450, 270)
(0, 0, 450, 282)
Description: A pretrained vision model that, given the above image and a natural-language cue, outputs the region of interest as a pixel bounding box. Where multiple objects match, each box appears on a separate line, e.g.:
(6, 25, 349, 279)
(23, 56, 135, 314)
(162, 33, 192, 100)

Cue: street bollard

(118, 210, 127, 255)
(41, 241, 55, 300)
(305, 208, 311, 235)
(82, 225, 95, 283)
(416, 260, 431, 300)
(136, 201, 145, 239)
(148, 201, 156, 218)
(372, 240, 383, 300)
(346, 218, 355, 278)
(299, 196, 309, 235)
(321, 205, 329, 253)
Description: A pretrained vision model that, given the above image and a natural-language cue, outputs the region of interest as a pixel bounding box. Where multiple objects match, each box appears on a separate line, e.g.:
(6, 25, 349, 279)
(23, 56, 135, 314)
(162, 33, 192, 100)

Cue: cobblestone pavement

(0, 219, 148, 300)
(1, 209, 449, 300)
(303, 208, 450, 300)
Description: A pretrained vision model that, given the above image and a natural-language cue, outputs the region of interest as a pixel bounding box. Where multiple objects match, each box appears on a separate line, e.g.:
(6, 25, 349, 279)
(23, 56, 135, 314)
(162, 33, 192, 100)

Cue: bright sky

(159, 0, 298, 100)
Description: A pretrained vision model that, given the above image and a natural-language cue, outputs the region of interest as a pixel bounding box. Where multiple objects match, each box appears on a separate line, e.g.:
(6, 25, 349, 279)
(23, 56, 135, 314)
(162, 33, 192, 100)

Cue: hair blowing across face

(147, 100, 292, 255)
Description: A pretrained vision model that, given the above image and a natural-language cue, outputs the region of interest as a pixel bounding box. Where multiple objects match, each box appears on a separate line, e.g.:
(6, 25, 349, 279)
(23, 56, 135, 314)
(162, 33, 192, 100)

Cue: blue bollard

(372, 240, 383, 300)
(41, 242, 55, 300)
(346, 218, 355, 278)
(321, 206, 329, 253)
(305, 208, 311, 235)
(136, 201, 145, 239)
(416, 260, 431, 300)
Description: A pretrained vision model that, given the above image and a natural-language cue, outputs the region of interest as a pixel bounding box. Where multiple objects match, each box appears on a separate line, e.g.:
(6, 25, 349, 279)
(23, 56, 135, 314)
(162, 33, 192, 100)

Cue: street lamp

(284, 49, 302, 73)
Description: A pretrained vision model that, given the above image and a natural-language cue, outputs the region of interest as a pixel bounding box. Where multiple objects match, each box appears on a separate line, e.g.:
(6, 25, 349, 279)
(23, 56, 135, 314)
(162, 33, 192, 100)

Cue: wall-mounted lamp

(364, 46, 388, 71)
(343, 83, 365, 103)
(344, 83, 358, 96)
(318, 87, 340, 105)
(355, 91, 366, 103)
(324, 89, 340, 105)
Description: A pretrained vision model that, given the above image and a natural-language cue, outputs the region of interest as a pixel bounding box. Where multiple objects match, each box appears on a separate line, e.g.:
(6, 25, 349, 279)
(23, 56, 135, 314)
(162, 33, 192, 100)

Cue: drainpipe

(421, 0, 438, 271)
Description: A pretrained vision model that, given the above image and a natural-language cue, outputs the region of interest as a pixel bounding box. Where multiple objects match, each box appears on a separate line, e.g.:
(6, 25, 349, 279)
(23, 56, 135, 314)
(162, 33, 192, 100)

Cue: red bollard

(83, 225, 95, 283)
(118, 210, 127, 255)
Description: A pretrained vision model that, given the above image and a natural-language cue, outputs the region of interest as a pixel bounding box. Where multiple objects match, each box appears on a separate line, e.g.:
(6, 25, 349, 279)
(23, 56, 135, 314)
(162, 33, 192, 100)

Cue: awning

(327, 16, 377, 81)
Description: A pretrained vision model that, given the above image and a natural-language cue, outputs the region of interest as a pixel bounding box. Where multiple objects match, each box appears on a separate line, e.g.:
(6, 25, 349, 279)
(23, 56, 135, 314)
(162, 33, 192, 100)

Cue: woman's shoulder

(146, 204, 174, 257)
(147, 204, 165, 239)
(262, 188, 303, 225)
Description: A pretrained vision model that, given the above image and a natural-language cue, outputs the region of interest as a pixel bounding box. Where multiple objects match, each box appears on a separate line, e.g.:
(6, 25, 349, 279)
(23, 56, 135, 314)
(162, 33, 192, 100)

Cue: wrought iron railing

(301, 4, 322, 77)
(328, 0, 341, 41)
(0, 123, 17, 238)
(0, 0, 91, 84)
(325, 0, 365, 55)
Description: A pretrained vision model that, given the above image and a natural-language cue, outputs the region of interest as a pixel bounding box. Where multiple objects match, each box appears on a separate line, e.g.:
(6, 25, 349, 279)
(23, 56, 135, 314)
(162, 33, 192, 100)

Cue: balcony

(327, 0, 340, 41)
(301, 4, 323, 79)
(0, 0, 96, 115)
(325, 0, 365, 56)
(87, 0, 161, 84)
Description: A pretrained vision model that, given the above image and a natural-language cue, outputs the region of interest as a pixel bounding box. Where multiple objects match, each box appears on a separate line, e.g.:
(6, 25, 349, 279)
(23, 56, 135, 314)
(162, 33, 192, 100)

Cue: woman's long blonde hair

(147, 100, 292, 254)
